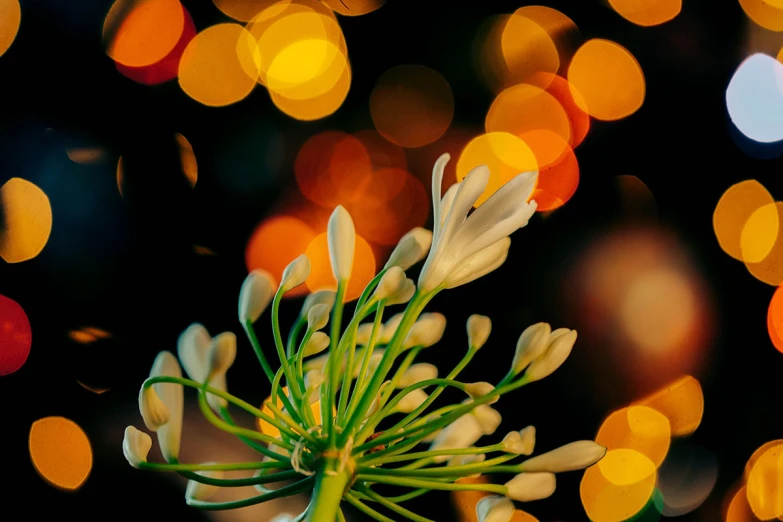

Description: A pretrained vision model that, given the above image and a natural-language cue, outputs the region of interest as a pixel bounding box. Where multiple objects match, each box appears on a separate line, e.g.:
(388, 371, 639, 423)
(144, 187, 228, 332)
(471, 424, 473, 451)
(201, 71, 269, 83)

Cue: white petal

(398, 363, 438, 388)
(525, 329, 577, 382)
(281, 255, 311, 291)
(465, 382, 495, 401)
(429, 414, 484, 462)
(445, 237, 511, 289)
(139, 385, 169, 432)
(238, 269, 276, 324)
(372, 266, 406, 302)
(394, 389, 428, 413)
(385, 278, 416, 306)
(467, 314, 492, 350)
(384, 227, 433, 271)
(307, 303, 330, 332)
(209, 332, 237, 378)
(177, 323, 211, 383)
(512, 323, 552, 376)
(439, 183, 460, 230)
(504, 472, 556, 502)
(476, 495, 514, 522)
(122, 426, 152, 469)
(150, 351, 183, 461)
(522, 440, 606, 473)
(328, 205, 355, 281)
(431, 153, 450, 241)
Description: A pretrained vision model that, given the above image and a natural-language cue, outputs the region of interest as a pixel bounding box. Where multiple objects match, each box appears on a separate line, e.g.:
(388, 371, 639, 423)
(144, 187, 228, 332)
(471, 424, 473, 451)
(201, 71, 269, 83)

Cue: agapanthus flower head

(124, 154, 603, 522)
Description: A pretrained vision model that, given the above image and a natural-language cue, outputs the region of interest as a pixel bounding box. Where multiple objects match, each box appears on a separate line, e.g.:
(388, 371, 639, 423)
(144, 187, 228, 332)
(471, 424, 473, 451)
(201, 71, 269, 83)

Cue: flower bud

(185, 463, 223, 502)
(177, 323, 212, 383)
(303, 331, 330, 357)
(149, 351, 183, 462)
(386, 278, 416, 306)
(307, 303, 330, 332)
(448, 452, 486, 478)
(504, 472, 556, 502)
(502, 426, 536, 455)
(301, 290, 335, 318)
(472, 404, 502, 435)
(394, 389, 428, 413)
(398, 363, 438, 388)
(525, 329, 577, 382)
(511, 323, 551, 375)
(356, 323, 375, 345)
(384, 227, 432, 271)
(122, 426, 152, 469)
(404, 313, 446, 349)
(465, 382, 496, 402)
(476, 495, 514, 522)
(238, 270, 276, 324)
(305, 369, 325, 391)
(429, 414, 483, 463)
(467, 314, 492, 350)
(379, 313, 404, 344)
(373, 266, 406, 302)
(281, 255, 311, 291)
(521, 440, 606, 473)
(139, 385, 169, 431)
(208, 332, 237, 378)
(328, 205, 355, 281)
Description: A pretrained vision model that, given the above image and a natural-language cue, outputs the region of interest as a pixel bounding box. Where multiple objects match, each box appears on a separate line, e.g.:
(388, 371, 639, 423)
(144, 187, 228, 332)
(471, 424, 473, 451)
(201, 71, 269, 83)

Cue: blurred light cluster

(582, 375, 712, 521)
(723, 439, 783, 521)
(28, 416, 93, 491)
(102, 0, 375, 120)
(607, 0, 682, 27)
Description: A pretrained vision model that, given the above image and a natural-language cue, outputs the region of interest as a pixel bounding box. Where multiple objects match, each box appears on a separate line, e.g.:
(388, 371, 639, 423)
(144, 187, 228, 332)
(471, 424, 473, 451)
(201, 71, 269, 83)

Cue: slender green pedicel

(123, 154, 606, 522)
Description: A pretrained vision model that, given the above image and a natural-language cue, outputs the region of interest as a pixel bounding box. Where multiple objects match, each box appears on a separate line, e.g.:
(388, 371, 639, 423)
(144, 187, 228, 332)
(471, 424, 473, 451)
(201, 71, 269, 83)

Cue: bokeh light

(66, 148, 108, 165)
(319, 0, 386, 17)
(568, 39, 645, 121)
(451, 476, 490, 522)
(608, 0, 682, 27)
(615, 175, 658, 220)
(29, 417, 93, 491)
(745, 440, 783, 481)
(304, 232, 376, 301)
(245, 215, 316, 298)
(725, 485, 760, 522)
(212, 0, 277, 22)
(746, 442, 783, 520)
(178, 23, 260, 107)
(455, 132, 538, 207)
(740, 202, 779, 263)
(0, 293, 32, 376)
(581, 448, 657, 521)
(744, 202, 783, 286)
(727, 53, 783, 143)
(257, 387, 323, 438)
(175, 133, 198, 188)
(68, 327, 112, 345)
(269, 60, 351, 120)
(103, 0, 185, 67)
(370, 65, 454, 148)
(523, 130, 579, 211)
(740, 0, 783, 32)
(0, 177, 53, 263)
(0, 0, 21, 58)
(596, 406, 671, 467)
(713, 180, 775, 262)
(635, 375, 704, 437)
(527, 72, 590, 148)
(657, 444, 718, 516)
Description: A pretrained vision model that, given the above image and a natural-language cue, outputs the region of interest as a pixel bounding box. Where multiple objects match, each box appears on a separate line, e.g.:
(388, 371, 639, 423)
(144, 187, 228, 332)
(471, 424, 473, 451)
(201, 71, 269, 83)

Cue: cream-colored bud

(386, 278, 416, 306)
(384, 227, 433, 271)
(379, 313, 405, 344)
(281, 254, 311, 291)
(503, 426, 536, 455)
(522, 440, 606, 473)
(467, 315, 492, 350)
(177, 323, 212, 383)
(303, 352, 329, 373)
(465, 382, 495, 402)
(185, 463, 224, 502)
(504, 472, 556, 502)
(305, 369, 325, 391)
(404, 313, 446, 349)
(476, 495, 514, 522)
(511, 323, 551, 375)
(149, 351, 184, 461)
(394, 389, 428, 413)
(398, 363, 438, 388)
(122, 426, 152, 469)
(518, 426, 536, 455)
(208, 332, 237, 378)
(373, 266, 406, 302)
(429, 414, 484, 463)
(238, 269, 276, 324)
(307, 303, 330, 332)
(472, 404, 502, 435)
(301, 290, 336, 318)
(356, 323, 375, 345)
(525, 329, 577, 382)
(303, 331, 330, 357)
(328, 205, 355, 281)
(448, 452, 486, 470)
(139, 385, 169, 431)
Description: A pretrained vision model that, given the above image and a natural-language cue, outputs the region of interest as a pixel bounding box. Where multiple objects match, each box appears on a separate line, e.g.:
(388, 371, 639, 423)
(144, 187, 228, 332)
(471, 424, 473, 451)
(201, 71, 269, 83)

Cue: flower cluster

(123, 154, 606, 522)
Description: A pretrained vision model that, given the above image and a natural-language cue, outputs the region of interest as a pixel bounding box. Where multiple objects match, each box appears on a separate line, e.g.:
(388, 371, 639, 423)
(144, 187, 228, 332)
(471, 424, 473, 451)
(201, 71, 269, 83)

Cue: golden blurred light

(0, 177, 53, 263)
(0, 293, 32, 376)
(714, 180, 775, 261)
(740, 202, 779, 263)
(746, 440, 783, 484)
(178, 23, 260, 107)
(0, 0, 21, 58)
(267, 38, 347, 99)
(455, 132, 538, 207)
(473, 14, 513, 94)
(568, 39, 645, 121)
(354, 129, 408, 172)
(304, 232, 376, 301)
(745, 202, 783, 286)
(245, 215, 316, 298)
(767, 287, 783, 353)
(740, 0, 783, 32)
(213, 0, 278, 22)
(29, 417, 93, 491)
(523, 130, 579, 212)
(486, 83, 572, 153)
(193, 244, 216, 256)
(510, 512, 539, 522)
(370, 65, 454, 148)
(175, 133, 198, 188)
(103, 0, 185, 67)
(581, 449, 657, 521)
(608, 0, 682, 27)
(270, 60, 351, 120)
(746, 442, 783, 519)
(257, 387, 323, 438)
(527, 72, 590, 148)
(596, 406, 671, 467)
(451, 476, 491, 522)
(501, 12, 559, 85)
(726, 485, 761, 522)
(68, 327, 112, 345)
(657, 444, 718, 516)
(635, 375, 704, 437)
(319, 0, 385, 16)
(66, 148, 108, 165)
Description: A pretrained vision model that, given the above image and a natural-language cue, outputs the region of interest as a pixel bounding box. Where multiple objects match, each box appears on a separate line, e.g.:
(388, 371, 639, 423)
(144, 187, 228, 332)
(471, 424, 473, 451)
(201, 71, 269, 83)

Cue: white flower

(300, 290, 335, 318)
(142, 351, 184, 461)
(504, 472, 556, 502)
(476, 495, 514, 522)
(238, 269, 276, 324)
(328, 205, 355, 281)
(418, 153, 538, 292)
(467, 314, 492, 350)
(503, 426, 536, 455)
(511, 323, 551, 376)
(379, 313, 404, 344)
(384, 227, 433, 271)
(525, 329, 577, 382)
(307, 303, 330, 331)
(372, 266, 406, 302)
(465, 382, 495, 401)
(385, 278, 416, 306)
(185, 462, 223, 502)
(429, 413, 484, 462)
(471, 404, 502, 435)
(303, 331, 330, 357)
(177, 324, 235, 413)
(139, 385, 168, 431)
(522, 440, 606, 473)
(403, 313, 446, 349)
(281, 255, 311, 292)
(397, 363, 438, 388)
(393, 389, 428, 413)
(122, 426, 152, 469)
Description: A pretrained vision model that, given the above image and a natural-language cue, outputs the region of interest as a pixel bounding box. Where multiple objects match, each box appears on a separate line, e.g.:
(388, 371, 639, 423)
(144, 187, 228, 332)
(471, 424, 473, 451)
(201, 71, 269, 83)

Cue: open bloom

(418, 153, 538, 291)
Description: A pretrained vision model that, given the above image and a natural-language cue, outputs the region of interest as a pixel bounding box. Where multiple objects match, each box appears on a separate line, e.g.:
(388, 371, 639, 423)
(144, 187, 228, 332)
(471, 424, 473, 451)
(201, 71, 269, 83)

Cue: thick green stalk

(304, 467, 350, 522)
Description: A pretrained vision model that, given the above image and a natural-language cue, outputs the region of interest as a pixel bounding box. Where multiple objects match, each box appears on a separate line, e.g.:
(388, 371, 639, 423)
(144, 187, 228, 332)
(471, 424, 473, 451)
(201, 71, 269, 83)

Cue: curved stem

(354, 484, 434, 522)
(243, 319, 275, 385)
(187, 477, 314, 511)
(344, 492, 395, 522)
(272, 291, 304, 406)
(355, 474, 508, 494)
(324, 280, 347, 445)
(359, 443, 503, 466)
(357, 454, 517, 478)
(140, 461, 288, 472)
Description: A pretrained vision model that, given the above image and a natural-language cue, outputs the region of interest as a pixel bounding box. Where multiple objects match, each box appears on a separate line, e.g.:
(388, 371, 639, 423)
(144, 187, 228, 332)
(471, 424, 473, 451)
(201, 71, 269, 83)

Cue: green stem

(219, 407, 269, 454)
(360, 444, 503, 466)
(288, 315, 308, 359)
(304, 468, 350, 522)
(272, 291, 304, 405)
(357, 454, 517, 478)
(243, 319, 275, 385)
(325, 280, 347, 444)
(355, 474, 508, 494)
(140, 461, 288, 472)
(187, 477, 314, 510)
(344, 492, 394, 522)
(349, 302, 386, 409)
(354, 484, 434, 522)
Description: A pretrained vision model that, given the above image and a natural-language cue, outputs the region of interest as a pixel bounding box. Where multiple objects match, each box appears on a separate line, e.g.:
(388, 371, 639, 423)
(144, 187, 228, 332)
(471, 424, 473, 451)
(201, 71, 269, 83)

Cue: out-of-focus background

(1, 0, 782, 520)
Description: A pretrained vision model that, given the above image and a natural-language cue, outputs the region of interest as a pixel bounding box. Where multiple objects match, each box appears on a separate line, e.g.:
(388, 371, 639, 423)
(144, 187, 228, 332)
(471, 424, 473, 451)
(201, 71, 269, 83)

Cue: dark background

(1, 0, 782, 520)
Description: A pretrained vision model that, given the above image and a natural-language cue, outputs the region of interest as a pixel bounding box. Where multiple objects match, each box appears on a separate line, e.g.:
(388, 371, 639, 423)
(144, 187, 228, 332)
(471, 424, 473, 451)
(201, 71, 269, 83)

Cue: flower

(521, 440, 606, 473)
(465, 381, 495, 401)
(429, 413, 484, 462)
(238, 269, 276, 324)
(393, 389, 428, 413)
(300, 290, 336, 318)
(467, 314, 492, 350)
(418, 153, 538, 292)
(303, 331, 330, 357)
(403, 312, 447, 349)
(122, 426, 152, 469)
(384, 227, 433, 271)
(307, 304, 330, 331)
(177, 324, 235, 413)
(504, 472, 556, 502)
(524, 329, 577, 383)
(511, 323, 551, 376)
(397, 363, 438, 388)
(476, 495, 514, 522)
(281, 255, 311, 292)
(143, 351, 183, 461)
(328, 205, 355, 281)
